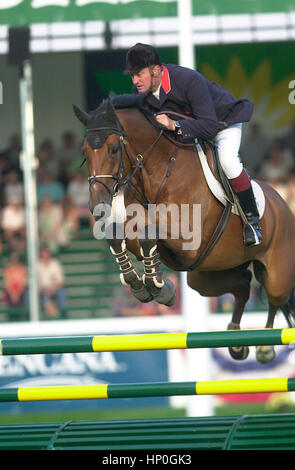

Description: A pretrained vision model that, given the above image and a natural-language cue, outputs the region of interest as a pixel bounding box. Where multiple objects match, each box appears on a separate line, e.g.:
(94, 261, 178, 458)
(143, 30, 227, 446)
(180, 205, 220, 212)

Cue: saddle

(196, 139, 265, 219)
(192, 140, 265, 268)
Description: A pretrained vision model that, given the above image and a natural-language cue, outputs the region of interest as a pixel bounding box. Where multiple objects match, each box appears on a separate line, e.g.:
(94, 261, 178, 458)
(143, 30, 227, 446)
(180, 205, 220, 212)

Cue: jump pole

(1, 328, 294, 355)
(0, 378, 294, 402)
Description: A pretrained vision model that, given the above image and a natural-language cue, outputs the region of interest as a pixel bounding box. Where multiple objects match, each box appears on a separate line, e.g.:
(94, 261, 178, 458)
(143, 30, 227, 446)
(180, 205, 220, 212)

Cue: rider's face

(131, 66, 161, 94)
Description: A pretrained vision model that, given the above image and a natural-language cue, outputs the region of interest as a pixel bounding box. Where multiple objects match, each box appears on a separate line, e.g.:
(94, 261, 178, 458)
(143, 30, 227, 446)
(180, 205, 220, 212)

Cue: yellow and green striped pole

(0, 328, 295, 355)
(0, 378, 295, 402)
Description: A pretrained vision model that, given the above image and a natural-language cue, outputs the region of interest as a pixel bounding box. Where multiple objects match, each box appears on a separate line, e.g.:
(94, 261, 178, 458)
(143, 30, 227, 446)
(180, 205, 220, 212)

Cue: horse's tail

(280, 286, 295, 327)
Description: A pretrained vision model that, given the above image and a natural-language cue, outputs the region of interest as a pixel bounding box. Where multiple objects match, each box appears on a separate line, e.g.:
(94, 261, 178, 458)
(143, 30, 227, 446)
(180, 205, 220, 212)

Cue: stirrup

(243, 222, 262, 247)
(233, 184, 262, 247)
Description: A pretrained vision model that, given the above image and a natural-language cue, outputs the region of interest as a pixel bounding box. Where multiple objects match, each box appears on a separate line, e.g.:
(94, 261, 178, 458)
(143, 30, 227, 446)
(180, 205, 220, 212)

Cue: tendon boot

(235, 185, 262, 247)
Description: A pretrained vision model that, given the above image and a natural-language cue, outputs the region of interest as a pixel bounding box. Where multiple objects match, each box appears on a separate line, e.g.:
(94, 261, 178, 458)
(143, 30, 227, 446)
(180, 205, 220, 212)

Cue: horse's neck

(123, 125, 173, 203)
(124, 143, 166, 206)
(119, 109, 210, 207)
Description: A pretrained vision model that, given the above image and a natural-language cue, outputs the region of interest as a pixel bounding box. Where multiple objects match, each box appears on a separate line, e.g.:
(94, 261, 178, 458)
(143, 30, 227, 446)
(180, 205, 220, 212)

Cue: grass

(0, 406, 186, 425)
(1, 401, 295, 425)
(215, 402, 295, 416)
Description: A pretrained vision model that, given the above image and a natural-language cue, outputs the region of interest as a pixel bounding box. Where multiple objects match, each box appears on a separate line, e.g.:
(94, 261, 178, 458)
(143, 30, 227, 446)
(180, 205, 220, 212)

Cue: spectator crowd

(0, 131, 91, 319)
(0, 118, 295, 319)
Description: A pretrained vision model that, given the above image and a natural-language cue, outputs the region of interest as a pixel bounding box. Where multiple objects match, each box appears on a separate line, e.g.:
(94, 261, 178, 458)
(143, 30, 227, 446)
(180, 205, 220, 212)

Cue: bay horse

(73, 95, 295, 363)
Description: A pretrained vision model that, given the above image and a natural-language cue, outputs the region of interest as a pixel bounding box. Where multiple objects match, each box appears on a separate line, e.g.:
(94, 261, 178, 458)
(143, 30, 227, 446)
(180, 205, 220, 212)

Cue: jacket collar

(161, 65, 171, 94)
(146, 64, 171, 108)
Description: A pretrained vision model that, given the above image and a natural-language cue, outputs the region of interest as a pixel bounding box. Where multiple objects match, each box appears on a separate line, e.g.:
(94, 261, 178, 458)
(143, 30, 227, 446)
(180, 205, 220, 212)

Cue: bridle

(86, 126, 127, 197)
(85, 125, 165, 205)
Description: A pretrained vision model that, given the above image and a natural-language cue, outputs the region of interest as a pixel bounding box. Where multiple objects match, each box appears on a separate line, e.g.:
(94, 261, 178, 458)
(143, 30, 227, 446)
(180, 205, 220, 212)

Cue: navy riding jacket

(143, 63, 254, 142)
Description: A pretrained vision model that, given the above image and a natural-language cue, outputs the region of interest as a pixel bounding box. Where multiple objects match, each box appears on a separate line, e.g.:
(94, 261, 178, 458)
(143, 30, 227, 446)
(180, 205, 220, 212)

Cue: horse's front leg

(139, 224, 176, 306)
(226, 268, 252, 360)
(105, 223, 153, 303)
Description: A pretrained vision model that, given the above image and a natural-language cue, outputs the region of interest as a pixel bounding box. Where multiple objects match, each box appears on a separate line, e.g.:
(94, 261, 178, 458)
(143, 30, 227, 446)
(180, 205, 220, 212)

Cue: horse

(73, 94, 295, 363)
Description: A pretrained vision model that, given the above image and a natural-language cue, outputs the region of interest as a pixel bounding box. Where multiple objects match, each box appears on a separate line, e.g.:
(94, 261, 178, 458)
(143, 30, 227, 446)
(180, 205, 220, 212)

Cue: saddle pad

(196, 142, 265, 219)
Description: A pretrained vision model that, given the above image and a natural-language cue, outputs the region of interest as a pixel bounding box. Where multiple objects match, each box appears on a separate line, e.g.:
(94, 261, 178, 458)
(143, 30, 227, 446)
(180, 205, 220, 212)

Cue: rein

(86, 126, 177, 206)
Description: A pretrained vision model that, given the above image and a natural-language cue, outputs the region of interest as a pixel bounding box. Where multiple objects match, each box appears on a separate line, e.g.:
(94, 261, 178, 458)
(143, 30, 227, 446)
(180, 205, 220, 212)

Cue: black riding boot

(235, 185, 262, 247)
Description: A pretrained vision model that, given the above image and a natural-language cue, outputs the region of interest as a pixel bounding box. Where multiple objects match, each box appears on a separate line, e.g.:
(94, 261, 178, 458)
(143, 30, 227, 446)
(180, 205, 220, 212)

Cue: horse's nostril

(88, 201, 93, 213)
(92, 201, 112, 221)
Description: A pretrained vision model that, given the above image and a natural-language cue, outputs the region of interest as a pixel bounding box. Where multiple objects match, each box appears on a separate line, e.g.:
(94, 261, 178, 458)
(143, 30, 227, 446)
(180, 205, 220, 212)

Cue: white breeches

(214, 123, 243, 179)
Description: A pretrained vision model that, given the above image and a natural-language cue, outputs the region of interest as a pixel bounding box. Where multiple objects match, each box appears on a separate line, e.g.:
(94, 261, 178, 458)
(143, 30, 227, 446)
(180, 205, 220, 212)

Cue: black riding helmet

(124, 43, 162, 75)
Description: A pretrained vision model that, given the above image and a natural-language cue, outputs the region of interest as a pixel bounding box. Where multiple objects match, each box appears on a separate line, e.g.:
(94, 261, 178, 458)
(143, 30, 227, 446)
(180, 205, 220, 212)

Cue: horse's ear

(106, 99, 117, 121)
(106, 98, 128, 134)
(72, 104, 91, 126)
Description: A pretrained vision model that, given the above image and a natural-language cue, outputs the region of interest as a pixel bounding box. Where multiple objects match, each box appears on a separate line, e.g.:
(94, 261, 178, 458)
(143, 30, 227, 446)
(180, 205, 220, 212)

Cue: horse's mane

(109, 92, 145, 110)
(90, 92, 163, 130)
(85, 93, 196, 150)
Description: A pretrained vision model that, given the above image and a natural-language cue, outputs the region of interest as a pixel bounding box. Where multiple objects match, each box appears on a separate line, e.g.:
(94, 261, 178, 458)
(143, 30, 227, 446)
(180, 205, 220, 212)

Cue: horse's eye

(111, 145, 119, 155)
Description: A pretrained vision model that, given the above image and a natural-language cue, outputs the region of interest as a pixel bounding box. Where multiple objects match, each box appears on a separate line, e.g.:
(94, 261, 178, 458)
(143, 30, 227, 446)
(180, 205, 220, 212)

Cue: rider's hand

(155, 113, 176, 131)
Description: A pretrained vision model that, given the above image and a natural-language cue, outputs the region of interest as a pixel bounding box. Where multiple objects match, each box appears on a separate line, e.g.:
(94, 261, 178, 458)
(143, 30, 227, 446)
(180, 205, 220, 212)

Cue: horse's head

(73, 99, 129, 218)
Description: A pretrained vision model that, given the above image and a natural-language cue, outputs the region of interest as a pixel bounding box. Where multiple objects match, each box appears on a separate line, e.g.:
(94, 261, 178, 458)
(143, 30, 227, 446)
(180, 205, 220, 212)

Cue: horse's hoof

(256, 345, 276, 363)
(229, 346, 250, 361)
(130, 284, 153, 303)
(152, 279, 176, 306)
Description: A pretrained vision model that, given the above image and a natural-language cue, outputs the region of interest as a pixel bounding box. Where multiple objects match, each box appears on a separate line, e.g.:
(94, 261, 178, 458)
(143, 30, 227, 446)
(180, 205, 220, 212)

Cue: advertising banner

(0, 0, 292, 27)
(0, 346, 169, 413)
(0, 0, 177, 26)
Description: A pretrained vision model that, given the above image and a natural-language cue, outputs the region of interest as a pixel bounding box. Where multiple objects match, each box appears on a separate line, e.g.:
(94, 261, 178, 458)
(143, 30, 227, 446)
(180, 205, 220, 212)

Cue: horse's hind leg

(255, 289, 295, 363)
(253, 259, 295, 363)
(227, 269, 253, 360)
(187, 264, 252, 360)
(255, 303, 278, 363)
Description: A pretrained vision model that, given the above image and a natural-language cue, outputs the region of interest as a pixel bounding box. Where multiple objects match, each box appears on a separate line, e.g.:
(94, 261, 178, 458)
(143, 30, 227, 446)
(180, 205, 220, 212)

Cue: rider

(124, 43, 262, 247)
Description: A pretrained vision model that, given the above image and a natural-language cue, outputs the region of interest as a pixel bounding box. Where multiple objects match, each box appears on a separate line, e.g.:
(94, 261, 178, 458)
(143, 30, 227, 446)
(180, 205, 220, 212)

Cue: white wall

(0, 51, 85, 153)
